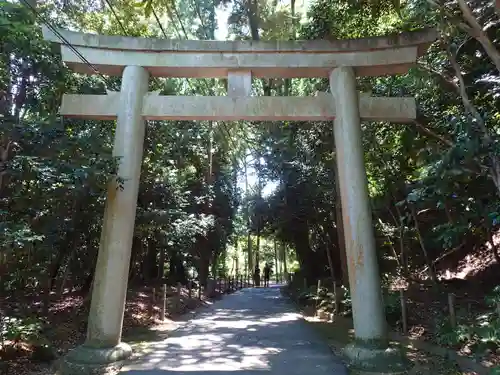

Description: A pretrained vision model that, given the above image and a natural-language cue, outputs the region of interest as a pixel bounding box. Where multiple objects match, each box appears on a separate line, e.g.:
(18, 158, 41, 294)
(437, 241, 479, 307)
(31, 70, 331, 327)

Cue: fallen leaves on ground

(0, 285, 212, 375)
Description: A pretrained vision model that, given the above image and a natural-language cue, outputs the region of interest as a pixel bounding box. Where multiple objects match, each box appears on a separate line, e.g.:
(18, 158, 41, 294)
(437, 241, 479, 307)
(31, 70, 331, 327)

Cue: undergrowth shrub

(435, 287, 500, 356)
(0, 314, 55, 362)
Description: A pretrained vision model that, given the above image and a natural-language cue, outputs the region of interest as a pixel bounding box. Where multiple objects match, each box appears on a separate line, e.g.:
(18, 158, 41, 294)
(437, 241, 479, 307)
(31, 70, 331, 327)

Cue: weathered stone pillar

(60, 66, 149, 374)
(329, 66, 408, 373)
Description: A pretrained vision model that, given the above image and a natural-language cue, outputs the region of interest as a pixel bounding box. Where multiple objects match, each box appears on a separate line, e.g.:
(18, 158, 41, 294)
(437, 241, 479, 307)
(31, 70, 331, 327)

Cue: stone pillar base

(343, 341, 411, 374)
(56, 342, 132, 375)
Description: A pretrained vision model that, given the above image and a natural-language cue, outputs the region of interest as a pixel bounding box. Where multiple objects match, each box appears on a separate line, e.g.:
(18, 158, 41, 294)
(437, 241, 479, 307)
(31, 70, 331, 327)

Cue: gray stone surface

(42, 27, 437, 79)
(43, 26, 436, 54)
(330, 66, 387, 343)
(119, 285, 348, 375)
(59, 92, 416, 123)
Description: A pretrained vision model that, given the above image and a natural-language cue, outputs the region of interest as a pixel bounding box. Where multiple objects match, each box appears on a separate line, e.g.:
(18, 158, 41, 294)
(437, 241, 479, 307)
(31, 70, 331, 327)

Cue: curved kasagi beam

(43, 27, 437, 79)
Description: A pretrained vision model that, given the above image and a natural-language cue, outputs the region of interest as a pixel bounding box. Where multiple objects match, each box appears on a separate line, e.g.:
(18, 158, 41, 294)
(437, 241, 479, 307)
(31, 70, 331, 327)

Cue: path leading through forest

(119, 285, 348, 375)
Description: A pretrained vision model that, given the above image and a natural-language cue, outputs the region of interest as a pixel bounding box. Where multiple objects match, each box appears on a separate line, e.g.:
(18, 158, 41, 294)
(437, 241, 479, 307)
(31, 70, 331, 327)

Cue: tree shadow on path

(120, 286, 347, 375)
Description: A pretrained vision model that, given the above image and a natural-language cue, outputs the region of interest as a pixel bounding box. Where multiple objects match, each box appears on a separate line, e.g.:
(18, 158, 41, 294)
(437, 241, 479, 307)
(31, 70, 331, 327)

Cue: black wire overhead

(20, 0, 116, 90)
(103, 0, 128, 36)
(21, 0, 249, 166)
(103, 0, 168, 91)
(148, 2, 248, 158)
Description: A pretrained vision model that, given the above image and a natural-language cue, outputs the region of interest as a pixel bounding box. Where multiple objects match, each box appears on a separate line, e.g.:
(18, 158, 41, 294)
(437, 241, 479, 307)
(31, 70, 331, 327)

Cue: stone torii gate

(43, 27, 436, 374)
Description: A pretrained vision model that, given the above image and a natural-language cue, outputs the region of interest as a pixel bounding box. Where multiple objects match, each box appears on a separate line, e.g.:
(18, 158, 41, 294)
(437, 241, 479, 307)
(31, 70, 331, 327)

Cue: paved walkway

(120, 285, 347, 375)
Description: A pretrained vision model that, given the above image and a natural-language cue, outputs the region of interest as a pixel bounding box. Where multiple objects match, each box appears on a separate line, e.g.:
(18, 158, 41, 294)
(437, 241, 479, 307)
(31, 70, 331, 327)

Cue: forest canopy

(0, 0, 499, 305)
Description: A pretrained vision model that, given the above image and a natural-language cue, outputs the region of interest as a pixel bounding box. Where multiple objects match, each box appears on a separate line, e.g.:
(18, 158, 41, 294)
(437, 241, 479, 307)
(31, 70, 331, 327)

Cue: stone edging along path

(284, 289, 492, 375)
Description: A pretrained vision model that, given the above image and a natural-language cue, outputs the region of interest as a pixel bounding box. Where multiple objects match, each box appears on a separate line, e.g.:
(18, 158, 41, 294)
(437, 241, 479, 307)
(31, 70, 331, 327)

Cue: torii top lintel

(43, 27, 437, 79)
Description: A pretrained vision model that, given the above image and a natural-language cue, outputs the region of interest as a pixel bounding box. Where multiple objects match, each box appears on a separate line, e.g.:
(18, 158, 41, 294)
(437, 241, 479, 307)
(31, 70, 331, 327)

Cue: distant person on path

(254, 265, 261, 287)
(263, 263, 271, 287)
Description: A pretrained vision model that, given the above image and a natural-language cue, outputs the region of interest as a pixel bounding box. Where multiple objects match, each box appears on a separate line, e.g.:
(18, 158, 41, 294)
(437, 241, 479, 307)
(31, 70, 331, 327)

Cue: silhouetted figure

(263, 263, 271, 287)
(254, 265, 261, 287)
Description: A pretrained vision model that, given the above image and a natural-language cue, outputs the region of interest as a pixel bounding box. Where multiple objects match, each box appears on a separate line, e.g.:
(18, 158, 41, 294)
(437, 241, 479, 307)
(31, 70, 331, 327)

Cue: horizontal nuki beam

(43, 27, 437, 79)
(59, 93, 416, 122)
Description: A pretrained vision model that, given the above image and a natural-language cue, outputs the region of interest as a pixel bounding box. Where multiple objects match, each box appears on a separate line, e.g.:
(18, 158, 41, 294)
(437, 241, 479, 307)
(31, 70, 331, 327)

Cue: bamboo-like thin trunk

(274, 239, 278, 282)
(244, 159, 253, 274)
(282, 242, 288, 281)
(410, 204, 437, 283)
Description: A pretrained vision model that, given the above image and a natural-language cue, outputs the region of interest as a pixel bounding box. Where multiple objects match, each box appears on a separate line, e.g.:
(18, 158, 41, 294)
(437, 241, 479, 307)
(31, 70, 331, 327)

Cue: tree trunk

(244, 158, 253, 275)
(388, 195, 409, 275)
(256, 226, 260, 268)
(324, 235, 336, 285)
(158, 246, 165, 280)
(282, 242, 288, 281)
(246, 0, 260, 41)
(410, 204, 438, 283)
(292, 220, 325, 284)
(80, 233, 98, 296)
(274, 239, 279, 282)
(456, 0, 500, 74)
(128, 238, 140, 282)
(145, 237, 158, 281)
(199, 257, 210, 287)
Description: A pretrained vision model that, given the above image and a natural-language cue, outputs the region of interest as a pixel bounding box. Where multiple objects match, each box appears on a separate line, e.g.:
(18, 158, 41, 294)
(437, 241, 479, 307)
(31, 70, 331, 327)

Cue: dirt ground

(0, 285, 217, 375)
(303, 313, 472, 375)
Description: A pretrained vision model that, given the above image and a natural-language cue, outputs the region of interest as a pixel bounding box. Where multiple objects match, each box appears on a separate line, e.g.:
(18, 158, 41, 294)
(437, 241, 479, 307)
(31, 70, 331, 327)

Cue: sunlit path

(119, 285, 347, 375)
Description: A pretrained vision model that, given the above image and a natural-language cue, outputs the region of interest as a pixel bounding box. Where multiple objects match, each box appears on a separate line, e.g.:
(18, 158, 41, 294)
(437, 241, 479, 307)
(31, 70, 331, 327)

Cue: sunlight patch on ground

(167, 333, 232, 348)
(122, 336, 282, 372)
(147, 344, 280, 371)
(262, 312, 301, 324)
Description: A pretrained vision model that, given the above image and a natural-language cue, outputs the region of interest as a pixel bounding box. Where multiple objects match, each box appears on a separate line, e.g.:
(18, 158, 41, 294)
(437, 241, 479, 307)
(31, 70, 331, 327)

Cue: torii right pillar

(330, 66, 409, 373)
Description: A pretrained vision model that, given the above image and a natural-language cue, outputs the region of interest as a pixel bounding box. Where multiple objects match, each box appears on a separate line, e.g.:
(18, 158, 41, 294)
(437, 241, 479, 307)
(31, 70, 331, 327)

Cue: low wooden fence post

(315, 280, 322, 313)
(400, 289, 408, 334)
(333, 283, 339, 316)
(160, 284, 167, 321)
(149, 287, 156, 317)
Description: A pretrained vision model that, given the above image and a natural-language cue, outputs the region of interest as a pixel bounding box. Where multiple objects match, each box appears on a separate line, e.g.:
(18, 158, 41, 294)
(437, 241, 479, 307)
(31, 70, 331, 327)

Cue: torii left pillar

(59, 66, 149, 374)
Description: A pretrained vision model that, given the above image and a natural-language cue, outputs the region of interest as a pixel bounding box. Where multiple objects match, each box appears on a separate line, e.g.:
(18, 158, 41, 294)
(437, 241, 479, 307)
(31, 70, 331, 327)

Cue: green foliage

(0, 314, 55, 362)
(0, 1, 241, 295)
(1, 3, 500, 371)
(437, 314, 500, 353)
(0, 316, 43, 344)
(435, 289, 500, 355)
(485, 286, 500, 307)
(384, 290, 402, 324)
(435, 319, 473, 348)
(340, 285, 352, 312)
